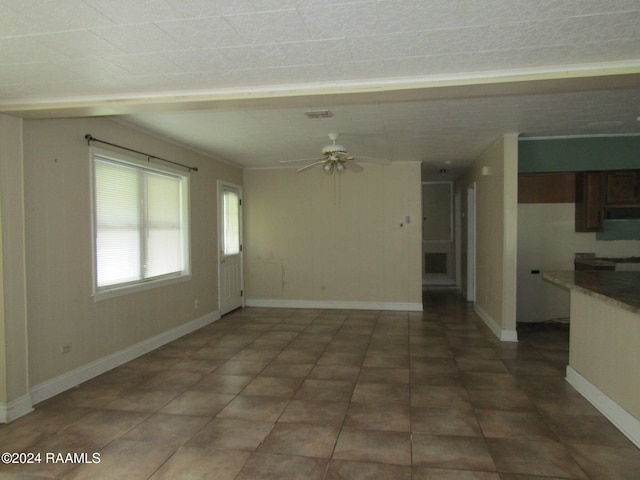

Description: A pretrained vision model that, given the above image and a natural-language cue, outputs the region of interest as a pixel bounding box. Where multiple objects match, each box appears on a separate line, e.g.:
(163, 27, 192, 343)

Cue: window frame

(90, 147, 191, 301)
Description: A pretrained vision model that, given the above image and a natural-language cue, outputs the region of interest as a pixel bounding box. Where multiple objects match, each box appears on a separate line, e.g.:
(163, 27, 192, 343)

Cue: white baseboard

(474, 304, 518, 342)
(566, 366, 640, 449)
(0, 393, 34, 423)
(30, 310, 219, 406)
(246, 298, 423, 312)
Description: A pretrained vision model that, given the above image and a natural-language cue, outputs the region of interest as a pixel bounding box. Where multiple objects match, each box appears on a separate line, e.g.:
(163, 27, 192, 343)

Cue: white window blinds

(93, 151, 190, 295)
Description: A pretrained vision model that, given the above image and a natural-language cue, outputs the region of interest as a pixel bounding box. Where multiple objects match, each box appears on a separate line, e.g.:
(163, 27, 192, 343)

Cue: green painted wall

(519, 136, 640, 173)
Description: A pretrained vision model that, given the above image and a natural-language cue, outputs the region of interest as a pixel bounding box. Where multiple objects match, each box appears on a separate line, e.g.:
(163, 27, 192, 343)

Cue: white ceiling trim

(520, 133, 640, 141)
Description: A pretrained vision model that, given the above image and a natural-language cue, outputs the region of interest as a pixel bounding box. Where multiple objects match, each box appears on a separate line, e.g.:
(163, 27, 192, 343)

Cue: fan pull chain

(333, 173, 342, 205)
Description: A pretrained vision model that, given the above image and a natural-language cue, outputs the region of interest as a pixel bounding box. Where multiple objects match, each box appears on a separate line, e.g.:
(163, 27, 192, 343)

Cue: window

(91, 148, 190, 298)
(222, 189, 240, 256)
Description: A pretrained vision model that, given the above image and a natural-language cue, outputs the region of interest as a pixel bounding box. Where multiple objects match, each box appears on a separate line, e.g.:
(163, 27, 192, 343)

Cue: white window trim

(89, 147, 191, 301)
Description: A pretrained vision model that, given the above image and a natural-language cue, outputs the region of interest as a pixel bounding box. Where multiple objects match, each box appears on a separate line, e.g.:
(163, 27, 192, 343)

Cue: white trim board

(474, 304, 518, 342)
(30, 311, 219, 407)
(0, 394, 34, 424)
(246, 298, 423, 312)
(567, 366, 640, 449)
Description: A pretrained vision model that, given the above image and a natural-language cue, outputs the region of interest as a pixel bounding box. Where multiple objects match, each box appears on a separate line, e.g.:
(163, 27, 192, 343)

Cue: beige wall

(570, 290, 640, 421)
(0, 114, 30, 416)
(22, 117, 241, 388)
(458, 135, 518, 339)
(243, 163, 422, 308)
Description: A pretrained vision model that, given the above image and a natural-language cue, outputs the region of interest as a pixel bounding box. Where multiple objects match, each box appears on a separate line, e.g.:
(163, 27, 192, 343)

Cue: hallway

(1, 289, 638, 479)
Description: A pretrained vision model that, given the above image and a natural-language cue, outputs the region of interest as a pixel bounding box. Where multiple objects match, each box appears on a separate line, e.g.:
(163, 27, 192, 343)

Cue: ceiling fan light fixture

(286, 132, 374, 175)
(322, 144, 347, 155)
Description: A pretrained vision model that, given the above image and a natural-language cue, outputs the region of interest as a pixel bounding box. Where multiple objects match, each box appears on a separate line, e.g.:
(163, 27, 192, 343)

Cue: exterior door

(218, 182, 243, 315)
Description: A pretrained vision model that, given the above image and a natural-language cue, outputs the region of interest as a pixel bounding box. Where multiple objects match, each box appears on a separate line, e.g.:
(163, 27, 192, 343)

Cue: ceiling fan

(280, 133, 385, 174)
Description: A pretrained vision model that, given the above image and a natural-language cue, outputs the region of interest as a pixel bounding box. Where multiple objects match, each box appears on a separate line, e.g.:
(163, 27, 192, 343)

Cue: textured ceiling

(1, 0, 639, 176)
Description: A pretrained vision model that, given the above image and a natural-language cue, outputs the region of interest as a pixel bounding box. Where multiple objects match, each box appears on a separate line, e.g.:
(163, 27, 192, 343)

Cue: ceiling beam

(2, 62, 639, 119)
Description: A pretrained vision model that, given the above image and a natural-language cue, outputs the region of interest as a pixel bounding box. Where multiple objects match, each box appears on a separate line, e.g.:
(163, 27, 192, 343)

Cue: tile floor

(1, 289, 639, 479)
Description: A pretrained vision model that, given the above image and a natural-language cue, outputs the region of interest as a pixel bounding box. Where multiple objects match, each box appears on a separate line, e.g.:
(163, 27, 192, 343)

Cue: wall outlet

(194, 299, 199, 310)
(60, 344, 71, 354)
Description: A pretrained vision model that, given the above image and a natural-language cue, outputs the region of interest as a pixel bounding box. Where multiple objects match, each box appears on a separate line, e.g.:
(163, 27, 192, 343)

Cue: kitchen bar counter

(574, 256, 640, 271)
(542, 270, 640, 314)
(541, 270, 640, 447)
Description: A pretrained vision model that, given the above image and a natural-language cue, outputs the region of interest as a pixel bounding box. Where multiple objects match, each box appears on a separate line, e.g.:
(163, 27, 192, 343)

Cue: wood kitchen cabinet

(518, 172, 575, 204)
(606, 171, 639, 205)
(575, 169, 640, 231)
(575, 172, 604, 231)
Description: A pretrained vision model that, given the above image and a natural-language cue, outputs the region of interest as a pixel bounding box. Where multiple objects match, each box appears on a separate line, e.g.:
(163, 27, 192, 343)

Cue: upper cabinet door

(575, 172, 605, 232)
(606, 171, 639, 205)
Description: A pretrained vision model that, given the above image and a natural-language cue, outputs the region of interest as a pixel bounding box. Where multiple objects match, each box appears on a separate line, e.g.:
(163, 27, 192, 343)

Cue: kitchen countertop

(542, 270, 640, 314)
(574, 256, 640, 270)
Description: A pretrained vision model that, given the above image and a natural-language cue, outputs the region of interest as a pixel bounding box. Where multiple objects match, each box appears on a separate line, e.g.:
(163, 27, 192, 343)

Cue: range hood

(604, 206, 640, 220)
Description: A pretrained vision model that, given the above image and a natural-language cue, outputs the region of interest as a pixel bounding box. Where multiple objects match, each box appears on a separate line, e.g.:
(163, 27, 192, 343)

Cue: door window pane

(223, 190, 240, 255)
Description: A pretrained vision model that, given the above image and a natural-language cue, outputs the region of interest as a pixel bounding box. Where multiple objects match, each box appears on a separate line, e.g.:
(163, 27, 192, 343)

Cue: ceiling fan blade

(296, 160, 325, 172)
(344, 161, 364, 173)
(354, 156, 391, 164)
(280, 157, 324, 164)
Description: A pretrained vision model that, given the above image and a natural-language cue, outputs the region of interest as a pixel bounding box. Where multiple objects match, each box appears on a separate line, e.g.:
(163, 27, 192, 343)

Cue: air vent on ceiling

(304, 109, 333, 119)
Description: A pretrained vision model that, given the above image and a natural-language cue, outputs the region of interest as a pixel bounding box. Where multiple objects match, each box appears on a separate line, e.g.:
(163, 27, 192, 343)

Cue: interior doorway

(422, 181, 456, 286)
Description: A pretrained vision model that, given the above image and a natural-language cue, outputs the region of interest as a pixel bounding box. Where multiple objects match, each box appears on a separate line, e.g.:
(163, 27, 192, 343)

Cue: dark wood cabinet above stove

(575, 170, 640, 232)
(606, 171, 639, 205)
